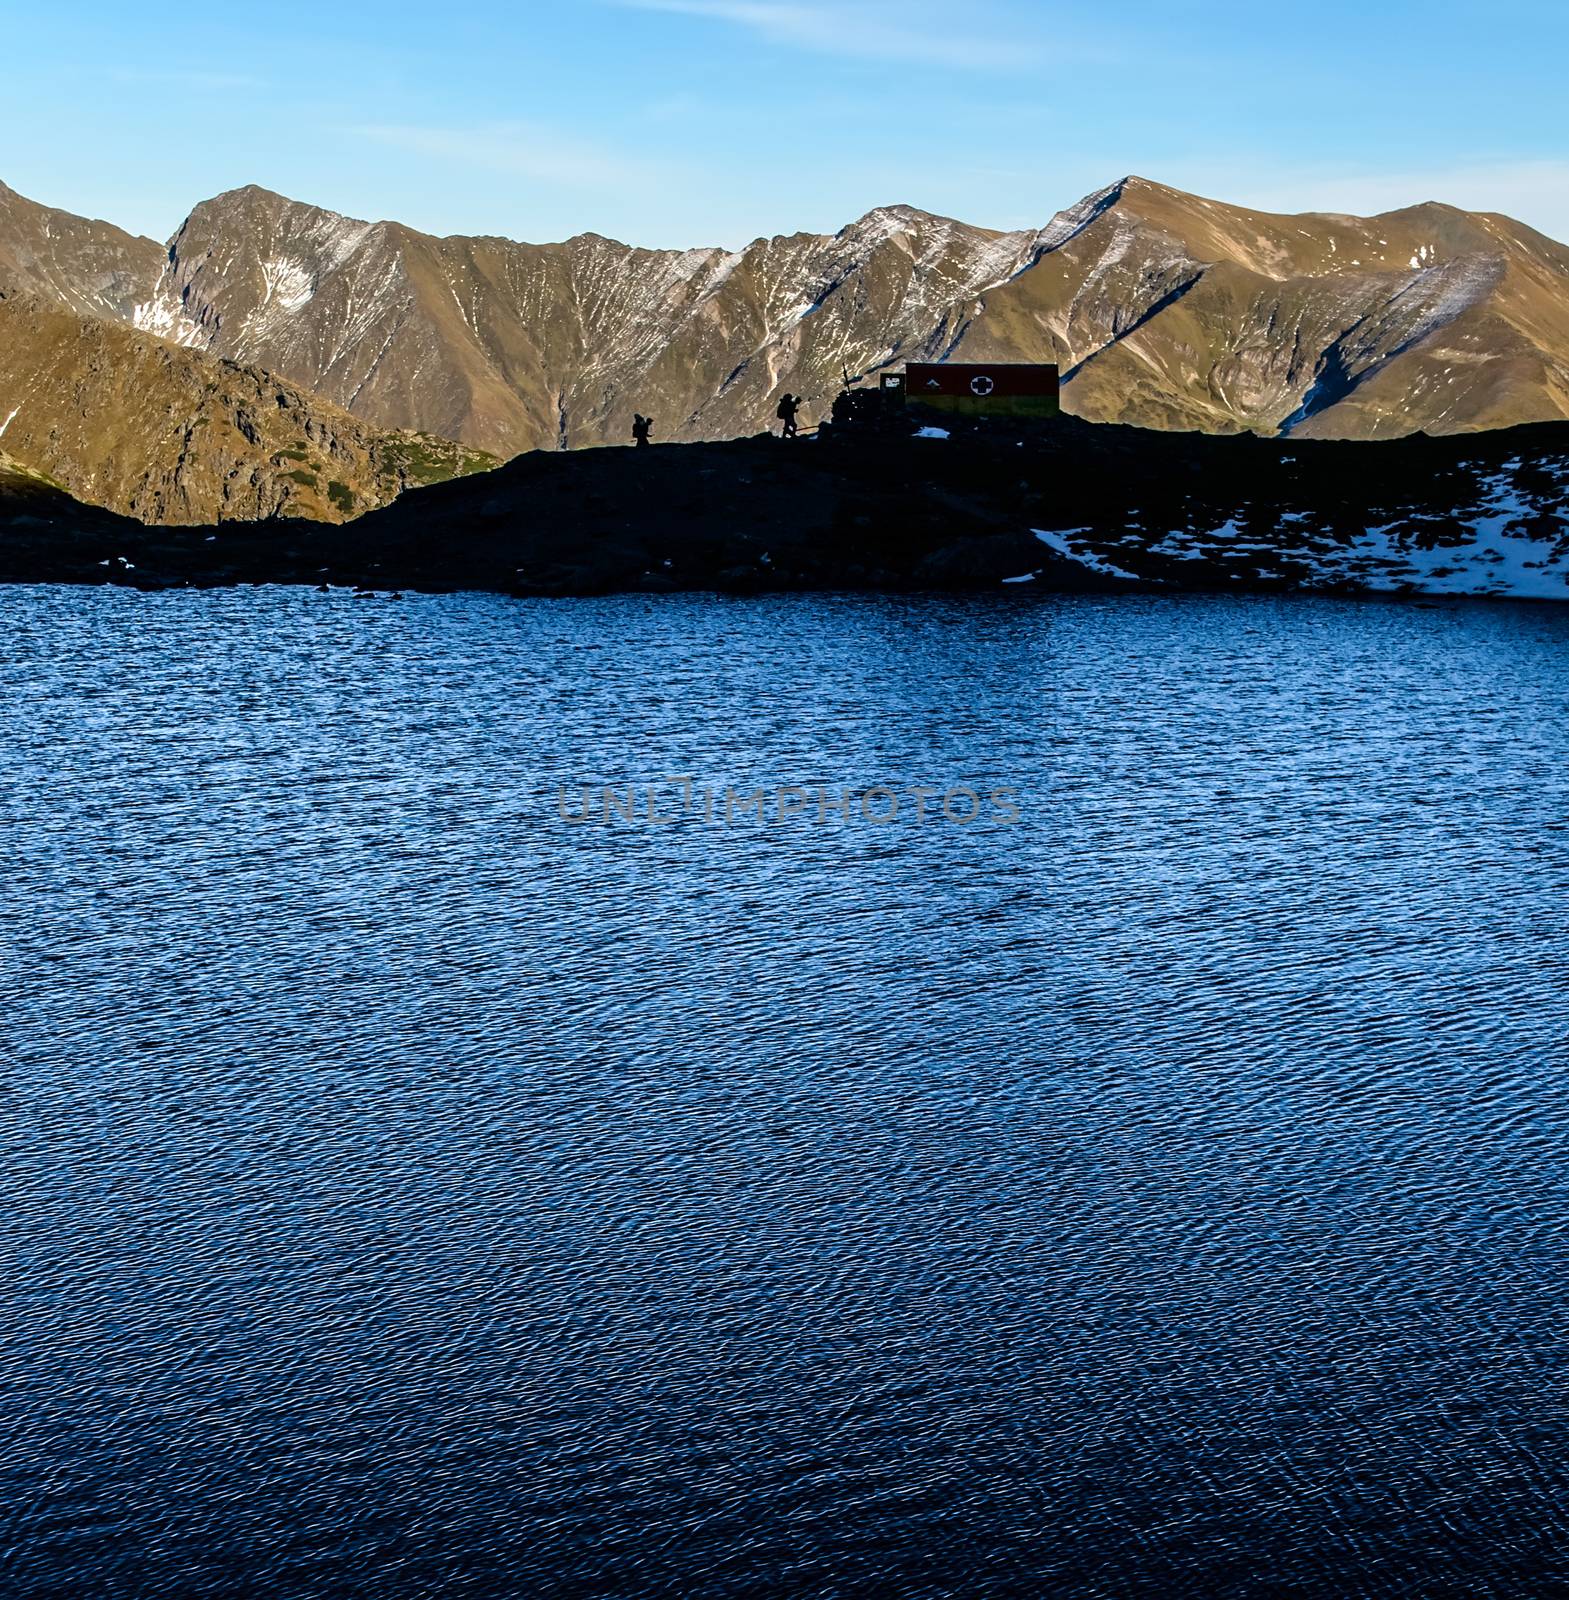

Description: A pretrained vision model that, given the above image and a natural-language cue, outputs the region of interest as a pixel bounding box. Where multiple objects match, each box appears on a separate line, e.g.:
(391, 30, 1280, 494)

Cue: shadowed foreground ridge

(3, 408, 1567, 600)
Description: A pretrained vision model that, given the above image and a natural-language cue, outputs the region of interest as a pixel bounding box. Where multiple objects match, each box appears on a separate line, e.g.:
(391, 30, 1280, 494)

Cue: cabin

(882, 362, 1060, 418)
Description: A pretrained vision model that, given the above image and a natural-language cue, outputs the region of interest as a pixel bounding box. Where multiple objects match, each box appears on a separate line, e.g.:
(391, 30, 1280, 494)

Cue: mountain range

(2, 173, 1568, 525)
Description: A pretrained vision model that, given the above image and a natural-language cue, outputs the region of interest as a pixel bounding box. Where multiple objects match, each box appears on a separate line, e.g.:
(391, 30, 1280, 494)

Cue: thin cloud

(109, 67, 271, 92)
(612, 0, 1045, 71)
(1225, 160, 1569, 246)
(353, 123, 665, 190)
(642, 92, 711, 122)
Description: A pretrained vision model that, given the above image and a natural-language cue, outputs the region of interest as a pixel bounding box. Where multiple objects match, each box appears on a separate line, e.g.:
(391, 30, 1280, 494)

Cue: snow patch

(132, 285, 207, 347)
(1123, 466, 1568, 599)
(1338, 476, 1569, 598)
(915, 426, 951, 440)
(262, 258, 315, 313)
(0, 406, 17, 439)
(1032, 527, 1141, 581)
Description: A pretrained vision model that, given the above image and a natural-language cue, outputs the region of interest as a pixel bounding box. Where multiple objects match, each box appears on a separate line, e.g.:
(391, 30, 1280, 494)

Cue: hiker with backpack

(776, 394, 803, 439)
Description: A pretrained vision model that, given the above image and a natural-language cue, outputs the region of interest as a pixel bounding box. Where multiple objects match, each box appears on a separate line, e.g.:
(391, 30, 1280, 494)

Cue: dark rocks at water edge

(1, 412, 1566, 601)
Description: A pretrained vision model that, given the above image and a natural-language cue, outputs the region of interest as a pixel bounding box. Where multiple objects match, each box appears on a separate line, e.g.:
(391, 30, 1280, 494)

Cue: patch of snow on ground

(1301, 472, 1569, 598)
(0, 407, 17, 439)
(244, 259, 318, 341)
(914, 426, 950, 440)
(1001, 571, 1039, 584)
(1147, 530, 1208, 561)
(1032, 527, 1140, 581)
(262, 258, 316, 313)
(132, 282, 207, 347)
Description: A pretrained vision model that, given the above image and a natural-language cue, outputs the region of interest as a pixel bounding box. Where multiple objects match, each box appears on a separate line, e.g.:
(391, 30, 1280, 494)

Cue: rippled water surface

(5, 586, 1569, 1598)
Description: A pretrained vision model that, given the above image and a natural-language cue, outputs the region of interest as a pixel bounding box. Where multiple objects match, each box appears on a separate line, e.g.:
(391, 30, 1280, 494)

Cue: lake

(4, 585, 1569, 1598)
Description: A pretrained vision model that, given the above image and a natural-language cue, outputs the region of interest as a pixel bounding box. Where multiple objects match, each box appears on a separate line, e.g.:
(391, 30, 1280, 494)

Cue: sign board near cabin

(901, 362, 1060, 417)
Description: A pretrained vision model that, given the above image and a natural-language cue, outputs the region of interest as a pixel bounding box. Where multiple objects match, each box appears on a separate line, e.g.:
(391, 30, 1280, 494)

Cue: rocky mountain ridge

(5, 174, 1568, 465)
(0, 178, 162, 321)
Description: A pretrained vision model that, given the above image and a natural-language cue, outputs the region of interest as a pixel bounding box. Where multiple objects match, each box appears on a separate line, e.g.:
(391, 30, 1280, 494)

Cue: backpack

(776, 397, 793, 420)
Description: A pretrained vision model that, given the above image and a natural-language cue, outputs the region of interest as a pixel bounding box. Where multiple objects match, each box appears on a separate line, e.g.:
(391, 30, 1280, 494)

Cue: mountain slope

(950, 178, 1569, 437)
(0, 292, 496, 524)
(123, 187, 1052, 455)
(6, 175, 1569, 459)
(0, 179, 162, 321)
(111, 177, 1569, 451)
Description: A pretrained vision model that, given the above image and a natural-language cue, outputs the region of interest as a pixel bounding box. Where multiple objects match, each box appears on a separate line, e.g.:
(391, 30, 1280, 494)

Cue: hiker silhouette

(632, 414, 653, 448)
(776, 394, 801, 439)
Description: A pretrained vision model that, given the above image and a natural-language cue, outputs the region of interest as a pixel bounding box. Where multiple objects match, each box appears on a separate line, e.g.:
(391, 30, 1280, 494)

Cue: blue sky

(5, 1, 1566, 246)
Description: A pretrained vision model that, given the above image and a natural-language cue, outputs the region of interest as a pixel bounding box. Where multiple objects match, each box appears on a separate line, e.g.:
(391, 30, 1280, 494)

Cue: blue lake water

(4, 585, 1569, 1598)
